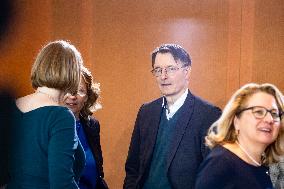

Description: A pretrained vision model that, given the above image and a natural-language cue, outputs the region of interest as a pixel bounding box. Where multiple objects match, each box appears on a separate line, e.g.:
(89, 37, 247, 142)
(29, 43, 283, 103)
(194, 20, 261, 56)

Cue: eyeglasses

(66, 89, 87, 97)
(151, 66, 185, 77)
(237, 106, 282, 122)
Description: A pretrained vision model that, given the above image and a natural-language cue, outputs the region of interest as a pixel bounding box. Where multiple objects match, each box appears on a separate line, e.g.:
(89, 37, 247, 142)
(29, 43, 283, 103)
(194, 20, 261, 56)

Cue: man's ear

(185, 66, 191, 79)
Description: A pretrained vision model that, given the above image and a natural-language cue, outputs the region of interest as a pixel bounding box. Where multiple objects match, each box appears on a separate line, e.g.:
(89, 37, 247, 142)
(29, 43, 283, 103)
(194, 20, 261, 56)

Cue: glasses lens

(166, 66, 178, 74)
(252, 107, 266, 119)
(77, 89, 86, 97)
(252, 107, 280, 121)
(65, 90, 86, 97)
(151, 68, 161, 77)
(270, 111, 280, 120)
(151, 66, 180, 77)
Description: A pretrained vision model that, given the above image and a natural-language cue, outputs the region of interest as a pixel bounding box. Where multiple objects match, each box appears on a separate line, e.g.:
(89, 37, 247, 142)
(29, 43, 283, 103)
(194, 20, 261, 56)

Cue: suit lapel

(142, 98, 164, 169)
(166, 92, 195, 170)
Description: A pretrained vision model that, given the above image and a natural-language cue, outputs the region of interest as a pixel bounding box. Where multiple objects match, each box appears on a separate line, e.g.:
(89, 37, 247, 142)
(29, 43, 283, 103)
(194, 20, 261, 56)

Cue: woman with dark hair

(64, 66, 108, 189)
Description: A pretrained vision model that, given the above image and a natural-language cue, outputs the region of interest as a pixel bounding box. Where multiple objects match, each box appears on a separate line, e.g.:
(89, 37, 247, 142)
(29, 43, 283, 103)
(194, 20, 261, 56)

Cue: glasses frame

(66, 90, 87, 98)
(236, 106, 282, 122)
(151, 65, 187, 77)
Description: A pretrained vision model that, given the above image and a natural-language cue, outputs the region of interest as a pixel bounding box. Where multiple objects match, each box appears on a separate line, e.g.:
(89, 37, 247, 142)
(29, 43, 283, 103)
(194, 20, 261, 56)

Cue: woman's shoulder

(201, 145, 241, 173)
(15, 103, 70, 116)
(14, 99, 74, 126)
(210, 144, 242, 163)
(15, 94, 64, 114)
(196, 146, 236, 188)
(207, 145, 234, 162)
(89, 116, 99, 124)
(81, 116, 99, 125)
(81, 116, 100, 133)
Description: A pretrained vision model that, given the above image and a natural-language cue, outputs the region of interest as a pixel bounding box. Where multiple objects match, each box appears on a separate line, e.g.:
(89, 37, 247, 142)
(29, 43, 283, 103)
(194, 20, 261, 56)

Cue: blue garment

(76, 120, 98, 189)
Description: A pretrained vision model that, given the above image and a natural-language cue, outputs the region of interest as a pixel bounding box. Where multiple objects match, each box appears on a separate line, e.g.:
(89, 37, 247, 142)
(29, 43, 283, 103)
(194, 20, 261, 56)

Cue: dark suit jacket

(80, 116, 108, 189)
(124, 91, 221, 189)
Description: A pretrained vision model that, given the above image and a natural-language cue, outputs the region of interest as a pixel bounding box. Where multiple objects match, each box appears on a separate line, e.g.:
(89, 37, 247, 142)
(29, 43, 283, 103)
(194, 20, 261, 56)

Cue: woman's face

(234, 92, 281, 147)
(64, 76, 88, 119)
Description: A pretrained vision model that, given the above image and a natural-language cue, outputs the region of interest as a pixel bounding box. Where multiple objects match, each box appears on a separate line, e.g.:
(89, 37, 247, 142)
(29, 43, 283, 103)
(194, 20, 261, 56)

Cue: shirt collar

(162, 89, 188, 120)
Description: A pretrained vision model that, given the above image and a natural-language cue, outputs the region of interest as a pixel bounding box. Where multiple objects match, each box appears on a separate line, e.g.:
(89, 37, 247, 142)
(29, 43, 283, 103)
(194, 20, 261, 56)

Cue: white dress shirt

(162, 89, 188, 120)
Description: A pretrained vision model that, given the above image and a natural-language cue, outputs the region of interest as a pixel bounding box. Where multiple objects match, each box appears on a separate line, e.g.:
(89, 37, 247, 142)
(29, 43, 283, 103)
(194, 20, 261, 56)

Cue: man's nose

(160, 69, 168, 79)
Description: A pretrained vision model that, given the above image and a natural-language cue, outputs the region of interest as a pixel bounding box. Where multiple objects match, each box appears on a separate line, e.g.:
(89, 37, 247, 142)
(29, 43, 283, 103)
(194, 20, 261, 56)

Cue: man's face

(153, 52, 190, 101)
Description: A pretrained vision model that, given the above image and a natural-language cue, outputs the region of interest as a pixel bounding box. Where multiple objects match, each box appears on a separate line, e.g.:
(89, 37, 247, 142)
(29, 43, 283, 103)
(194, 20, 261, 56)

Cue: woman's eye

(271, 112, 279, 119)
(254, 110, 265, 116)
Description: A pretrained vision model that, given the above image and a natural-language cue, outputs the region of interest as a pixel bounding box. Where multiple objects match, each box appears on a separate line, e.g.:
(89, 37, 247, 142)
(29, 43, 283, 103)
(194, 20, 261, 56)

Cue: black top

(80, 115, 109, 189)
(195, 145, 273, 189)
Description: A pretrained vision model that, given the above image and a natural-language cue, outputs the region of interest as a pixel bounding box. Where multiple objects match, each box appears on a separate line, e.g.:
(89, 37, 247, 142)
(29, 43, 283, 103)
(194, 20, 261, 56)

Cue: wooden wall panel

(0, 1, 53, 94)
(226, 0, 242, 100)
(0, 0, 283, 188)
(239, 0, 255, 86)
(252, 0, 284, 90)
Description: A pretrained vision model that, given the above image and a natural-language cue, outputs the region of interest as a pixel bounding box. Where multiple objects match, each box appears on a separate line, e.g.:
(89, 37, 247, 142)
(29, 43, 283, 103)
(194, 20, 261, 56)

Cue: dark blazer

(124, 91, 221, 189)
(80, 116, 109, 189)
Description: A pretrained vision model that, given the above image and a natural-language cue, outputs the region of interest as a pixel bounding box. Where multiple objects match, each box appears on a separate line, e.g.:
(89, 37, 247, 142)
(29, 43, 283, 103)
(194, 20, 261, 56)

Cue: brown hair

(80, 66, 101, 120)
(31, 40, 82, 94)
(151, 43, 191, 68)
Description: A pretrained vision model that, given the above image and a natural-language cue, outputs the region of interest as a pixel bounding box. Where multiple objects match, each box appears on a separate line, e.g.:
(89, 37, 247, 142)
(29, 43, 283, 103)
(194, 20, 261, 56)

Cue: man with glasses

(124, 44, 221, 189)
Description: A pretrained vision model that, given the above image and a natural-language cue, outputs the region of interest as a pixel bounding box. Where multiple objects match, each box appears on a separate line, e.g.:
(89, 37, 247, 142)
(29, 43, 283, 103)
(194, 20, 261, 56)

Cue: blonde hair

(206, 83, 284, 164)
(31, 40, 82, 94)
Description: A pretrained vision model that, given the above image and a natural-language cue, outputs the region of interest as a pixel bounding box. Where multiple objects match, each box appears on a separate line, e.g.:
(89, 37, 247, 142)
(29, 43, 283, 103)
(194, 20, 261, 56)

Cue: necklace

(236, 141, 261, 166)
(36, 90, 59, 103)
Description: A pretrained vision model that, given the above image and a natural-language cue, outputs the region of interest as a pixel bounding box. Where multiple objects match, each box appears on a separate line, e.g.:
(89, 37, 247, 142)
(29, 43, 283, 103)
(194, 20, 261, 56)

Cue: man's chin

(161, 92, 174, 97)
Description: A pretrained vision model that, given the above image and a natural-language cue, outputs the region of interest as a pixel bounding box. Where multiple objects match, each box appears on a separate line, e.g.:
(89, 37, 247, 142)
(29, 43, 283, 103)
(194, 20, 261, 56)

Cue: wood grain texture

(0, 0, 283, 188)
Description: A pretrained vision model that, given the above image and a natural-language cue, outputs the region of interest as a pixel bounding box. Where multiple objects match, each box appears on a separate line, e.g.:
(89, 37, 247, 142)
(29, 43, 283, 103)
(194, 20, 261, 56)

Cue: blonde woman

(195, 83, 284, 189)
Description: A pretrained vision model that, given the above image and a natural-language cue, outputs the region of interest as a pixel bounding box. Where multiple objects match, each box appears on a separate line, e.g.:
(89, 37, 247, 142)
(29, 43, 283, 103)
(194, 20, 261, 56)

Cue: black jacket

(80, 115, 108, 189)
(124, 91, 221, 189)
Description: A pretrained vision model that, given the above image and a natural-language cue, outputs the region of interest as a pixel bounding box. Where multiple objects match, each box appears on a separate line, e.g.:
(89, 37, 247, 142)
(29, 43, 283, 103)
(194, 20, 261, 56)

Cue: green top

(7, 104, 85, 189)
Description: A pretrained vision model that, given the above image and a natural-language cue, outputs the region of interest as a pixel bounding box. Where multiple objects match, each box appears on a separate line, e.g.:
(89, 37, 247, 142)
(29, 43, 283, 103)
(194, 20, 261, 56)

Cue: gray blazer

(270, 157, 284, 189)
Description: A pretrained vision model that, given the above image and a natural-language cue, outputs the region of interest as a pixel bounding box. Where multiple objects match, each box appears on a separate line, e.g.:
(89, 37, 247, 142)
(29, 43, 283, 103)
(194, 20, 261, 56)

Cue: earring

(235, 129, 240, 136)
